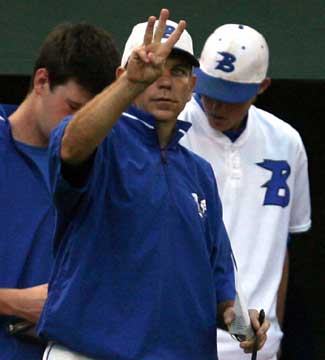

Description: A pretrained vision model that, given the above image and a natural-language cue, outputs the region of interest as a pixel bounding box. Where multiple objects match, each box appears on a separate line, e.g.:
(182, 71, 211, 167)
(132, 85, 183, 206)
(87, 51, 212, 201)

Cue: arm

(277, 249, 289, 328)
(61, 9, 186, 165)
(0, 284, 48, 323)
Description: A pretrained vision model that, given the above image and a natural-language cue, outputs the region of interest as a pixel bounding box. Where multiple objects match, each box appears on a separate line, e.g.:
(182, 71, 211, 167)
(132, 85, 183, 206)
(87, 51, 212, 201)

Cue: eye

(67, 100, 81, 111)
(171, 66, 190, 77)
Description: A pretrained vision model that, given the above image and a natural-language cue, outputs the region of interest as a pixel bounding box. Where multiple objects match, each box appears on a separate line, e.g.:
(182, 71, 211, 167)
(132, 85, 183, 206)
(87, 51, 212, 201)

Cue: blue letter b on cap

(163, 25, 175, 39)
(215, 52, 236, 73)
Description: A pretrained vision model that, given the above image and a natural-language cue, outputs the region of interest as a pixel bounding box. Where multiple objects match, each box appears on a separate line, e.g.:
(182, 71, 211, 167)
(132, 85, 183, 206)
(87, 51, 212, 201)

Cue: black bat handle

(251, 309, 265, 360)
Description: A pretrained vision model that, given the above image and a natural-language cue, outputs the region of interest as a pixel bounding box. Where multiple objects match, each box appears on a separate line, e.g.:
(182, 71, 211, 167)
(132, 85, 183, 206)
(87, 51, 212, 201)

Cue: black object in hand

(251, 309, 265, 360)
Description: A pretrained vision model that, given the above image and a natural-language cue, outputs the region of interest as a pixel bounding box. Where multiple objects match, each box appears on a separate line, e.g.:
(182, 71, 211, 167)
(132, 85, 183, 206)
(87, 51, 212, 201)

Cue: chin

(208, 120, 225, 132)
(152, 110, 177, 122)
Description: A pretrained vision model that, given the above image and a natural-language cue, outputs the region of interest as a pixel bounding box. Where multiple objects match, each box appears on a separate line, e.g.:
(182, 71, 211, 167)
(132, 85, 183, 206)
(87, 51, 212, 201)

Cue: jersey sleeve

(289, 137, 311, 233)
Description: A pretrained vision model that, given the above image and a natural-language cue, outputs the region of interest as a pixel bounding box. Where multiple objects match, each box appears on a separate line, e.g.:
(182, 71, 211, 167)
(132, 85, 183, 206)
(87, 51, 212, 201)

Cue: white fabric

(121, 19, 195, 67)
(199, 24, 269, 83)
(180, 97, 311, 360)
(43, 343, 94, 360)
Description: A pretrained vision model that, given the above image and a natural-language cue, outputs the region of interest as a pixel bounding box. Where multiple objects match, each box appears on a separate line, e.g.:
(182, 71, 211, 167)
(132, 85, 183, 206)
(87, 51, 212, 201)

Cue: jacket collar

(122, 105, 192, 149)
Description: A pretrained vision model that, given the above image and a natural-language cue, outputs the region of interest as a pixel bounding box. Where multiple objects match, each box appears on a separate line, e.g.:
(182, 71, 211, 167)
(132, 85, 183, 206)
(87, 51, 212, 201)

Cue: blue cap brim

(194, 68, 260, 103)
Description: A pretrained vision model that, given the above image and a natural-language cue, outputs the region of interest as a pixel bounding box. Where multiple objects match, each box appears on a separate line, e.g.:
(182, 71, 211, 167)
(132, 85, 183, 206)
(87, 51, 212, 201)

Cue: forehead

(54, 79, 93, 101)
(166, 53, 193, 68)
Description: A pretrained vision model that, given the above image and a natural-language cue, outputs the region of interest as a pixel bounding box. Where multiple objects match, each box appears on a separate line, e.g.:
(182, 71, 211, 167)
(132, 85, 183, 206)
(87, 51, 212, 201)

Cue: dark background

(0, 0, 324, 79)
(1, 0, 324, 358)
(256, 81, 324, 359)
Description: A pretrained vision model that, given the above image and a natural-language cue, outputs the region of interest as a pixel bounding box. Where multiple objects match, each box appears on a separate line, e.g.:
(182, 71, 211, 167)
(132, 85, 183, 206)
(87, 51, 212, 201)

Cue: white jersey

(180, 96, 311, 360)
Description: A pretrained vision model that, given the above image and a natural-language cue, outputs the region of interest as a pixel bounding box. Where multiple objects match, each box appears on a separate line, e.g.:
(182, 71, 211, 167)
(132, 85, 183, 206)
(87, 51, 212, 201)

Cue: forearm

(61, 73, 147, 165)
(0, 284, 47, 323)
(0, 288, 25, 317)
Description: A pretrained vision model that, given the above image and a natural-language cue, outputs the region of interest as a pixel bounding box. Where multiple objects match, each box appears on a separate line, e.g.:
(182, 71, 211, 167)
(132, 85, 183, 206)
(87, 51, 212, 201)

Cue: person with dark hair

(0, 22, 119, 359)
(31, 22, 118, 95)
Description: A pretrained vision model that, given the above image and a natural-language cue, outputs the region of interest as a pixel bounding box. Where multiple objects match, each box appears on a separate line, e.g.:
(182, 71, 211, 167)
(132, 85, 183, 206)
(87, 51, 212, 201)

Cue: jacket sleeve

(207, 165, 236, 304)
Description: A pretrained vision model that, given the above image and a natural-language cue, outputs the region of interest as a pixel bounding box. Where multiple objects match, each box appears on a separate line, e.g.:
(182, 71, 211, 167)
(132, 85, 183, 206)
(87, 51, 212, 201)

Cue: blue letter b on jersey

(257, 160, 291, 207)
(215, 52, 236, 73)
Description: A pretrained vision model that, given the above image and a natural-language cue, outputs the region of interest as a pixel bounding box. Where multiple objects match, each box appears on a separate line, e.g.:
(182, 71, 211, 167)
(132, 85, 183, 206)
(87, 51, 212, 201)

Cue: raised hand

(126, 9, 186, 85)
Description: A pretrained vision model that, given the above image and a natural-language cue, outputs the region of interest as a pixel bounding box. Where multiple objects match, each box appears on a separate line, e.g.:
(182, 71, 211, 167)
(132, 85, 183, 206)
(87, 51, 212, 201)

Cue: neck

(9, 94, 48, 147)
(155, 119, 176, 148)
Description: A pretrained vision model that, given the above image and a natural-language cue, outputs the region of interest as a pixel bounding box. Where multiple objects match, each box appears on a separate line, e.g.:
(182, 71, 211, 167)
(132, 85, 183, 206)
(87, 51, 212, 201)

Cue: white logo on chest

(191, 193, 207, 218)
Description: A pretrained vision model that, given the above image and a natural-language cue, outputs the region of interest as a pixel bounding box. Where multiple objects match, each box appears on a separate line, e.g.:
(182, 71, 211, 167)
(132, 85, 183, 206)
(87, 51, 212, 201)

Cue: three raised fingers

(143, 8, 186, 56)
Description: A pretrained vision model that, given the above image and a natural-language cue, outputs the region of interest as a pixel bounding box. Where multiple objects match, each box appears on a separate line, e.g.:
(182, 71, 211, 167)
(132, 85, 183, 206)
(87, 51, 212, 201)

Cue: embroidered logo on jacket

(192, 193, 207, 218)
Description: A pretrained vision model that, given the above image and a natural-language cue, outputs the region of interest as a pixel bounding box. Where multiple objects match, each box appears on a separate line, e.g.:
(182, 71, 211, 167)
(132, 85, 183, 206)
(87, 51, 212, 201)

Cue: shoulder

(179, 144, 215, 182)
(179, 95, 204, 123)
(0, 115, 10, 143)
(251, 105, 305, 146)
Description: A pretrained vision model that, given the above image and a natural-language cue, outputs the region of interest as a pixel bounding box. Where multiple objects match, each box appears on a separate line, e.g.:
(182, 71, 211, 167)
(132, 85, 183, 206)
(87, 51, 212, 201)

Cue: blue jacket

(38, 106, 235, 360)
(0, 107, 55, 359)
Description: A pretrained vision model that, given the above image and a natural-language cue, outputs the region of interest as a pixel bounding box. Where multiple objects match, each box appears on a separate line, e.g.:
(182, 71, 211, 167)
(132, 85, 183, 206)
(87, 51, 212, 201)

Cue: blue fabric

(15, 141, 50, 191)
(194, 67, 260, 103)
(0, 112, 55, 359)
(38, 105, 235, 359)
(0, 104, 18, 117)
(222, 117, 247, 142)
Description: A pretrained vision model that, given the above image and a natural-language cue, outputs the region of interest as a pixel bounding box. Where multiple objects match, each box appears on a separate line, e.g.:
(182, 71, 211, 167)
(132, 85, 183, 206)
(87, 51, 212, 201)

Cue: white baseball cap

(195, 24, 269, 103)
(121, 19, 199, 68)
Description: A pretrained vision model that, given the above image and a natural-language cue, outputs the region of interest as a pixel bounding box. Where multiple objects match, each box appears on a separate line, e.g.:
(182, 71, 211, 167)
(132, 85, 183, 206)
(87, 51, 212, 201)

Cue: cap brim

(171, 48, 199, 67)
(194, 68, 260, 103)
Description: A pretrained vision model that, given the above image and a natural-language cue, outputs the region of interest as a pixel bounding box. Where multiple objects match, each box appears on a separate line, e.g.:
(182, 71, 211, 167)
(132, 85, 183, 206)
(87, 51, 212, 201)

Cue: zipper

(160, 148, 168, 164)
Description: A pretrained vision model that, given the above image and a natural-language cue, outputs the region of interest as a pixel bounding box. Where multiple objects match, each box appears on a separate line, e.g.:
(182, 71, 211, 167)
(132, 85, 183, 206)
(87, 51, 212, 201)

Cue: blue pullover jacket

(38, 105, 235, 359)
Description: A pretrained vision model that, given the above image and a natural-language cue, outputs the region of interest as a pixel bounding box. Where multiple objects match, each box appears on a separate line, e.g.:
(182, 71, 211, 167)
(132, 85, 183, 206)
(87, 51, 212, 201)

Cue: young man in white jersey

(180, 24, 311, 360)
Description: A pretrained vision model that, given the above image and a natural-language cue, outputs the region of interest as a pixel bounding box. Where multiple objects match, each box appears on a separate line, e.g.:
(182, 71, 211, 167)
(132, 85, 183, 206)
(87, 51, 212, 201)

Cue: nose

(155, 70, 172, 89)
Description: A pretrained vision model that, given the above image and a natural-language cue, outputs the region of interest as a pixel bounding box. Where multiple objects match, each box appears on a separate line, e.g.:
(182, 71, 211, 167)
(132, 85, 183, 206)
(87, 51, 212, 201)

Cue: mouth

(153, 98, 176, 103)
(208, 113, 226, 122)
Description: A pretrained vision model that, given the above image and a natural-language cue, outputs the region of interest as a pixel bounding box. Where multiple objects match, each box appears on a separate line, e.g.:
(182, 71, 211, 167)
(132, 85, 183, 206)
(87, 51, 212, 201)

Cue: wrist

(122, 72, 152, 94)
(0, 288, 20, 316)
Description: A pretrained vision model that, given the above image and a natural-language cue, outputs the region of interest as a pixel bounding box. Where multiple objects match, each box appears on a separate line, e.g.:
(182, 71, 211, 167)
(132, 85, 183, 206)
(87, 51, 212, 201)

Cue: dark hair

(31, 22, 120, 94)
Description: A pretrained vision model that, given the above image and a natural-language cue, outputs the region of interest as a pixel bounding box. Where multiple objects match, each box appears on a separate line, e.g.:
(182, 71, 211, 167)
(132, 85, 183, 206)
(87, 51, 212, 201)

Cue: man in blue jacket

(0, 23, 119, 359)
(38, 9, 269, 360)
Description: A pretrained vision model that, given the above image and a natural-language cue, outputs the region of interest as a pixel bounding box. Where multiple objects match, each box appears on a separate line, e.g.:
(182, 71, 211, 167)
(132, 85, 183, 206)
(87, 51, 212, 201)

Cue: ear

(33, 68, 50, 95)
(116, 66, 126, 79)
(187, 73, 197, 102)
(257, 77, 271, 95)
